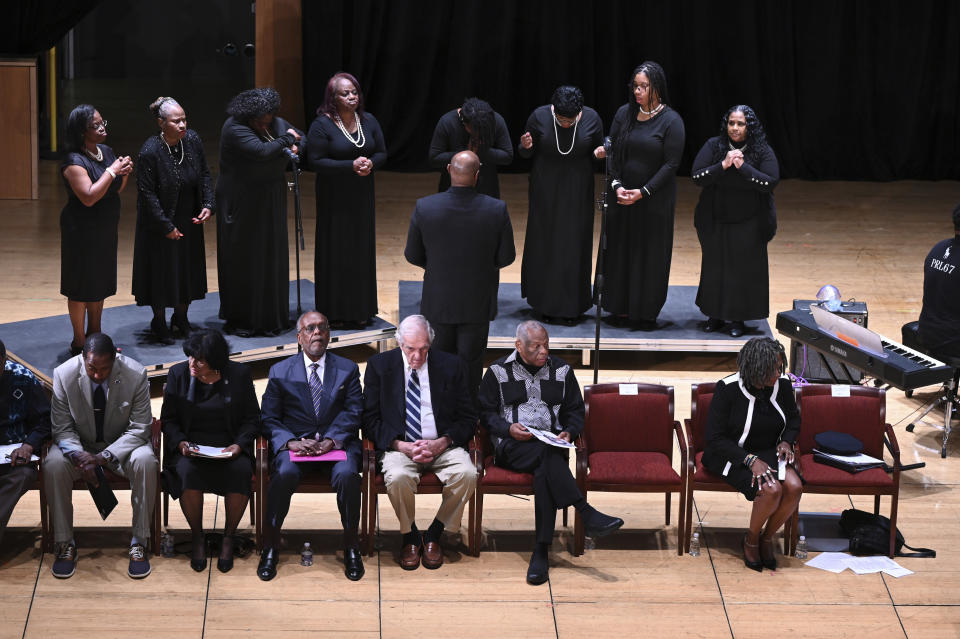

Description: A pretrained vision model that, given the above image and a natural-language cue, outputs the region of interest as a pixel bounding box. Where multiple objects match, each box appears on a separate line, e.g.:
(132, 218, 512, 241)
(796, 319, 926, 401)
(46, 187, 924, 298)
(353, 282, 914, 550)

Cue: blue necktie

(405, 369, 421, 441)
(309, 363, 323, 418)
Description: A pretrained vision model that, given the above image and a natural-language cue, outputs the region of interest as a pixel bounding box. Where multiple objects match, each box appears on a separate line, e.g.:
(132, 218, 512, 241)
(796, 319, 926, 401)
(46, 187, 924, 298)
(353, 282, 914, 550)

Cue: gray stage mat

(2, 280, 395, 386)
(398, 281, 772, 353)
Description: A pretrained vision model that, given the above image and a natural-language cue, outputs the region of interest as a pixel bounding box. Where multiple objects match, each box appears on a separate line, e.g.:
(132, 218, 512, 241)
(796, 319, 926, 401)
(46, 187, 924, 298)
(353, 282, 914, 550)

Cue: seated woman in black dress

(161, 329, 260, 572)
(133, 96, 213, 343)
(702, 337, 803, 571)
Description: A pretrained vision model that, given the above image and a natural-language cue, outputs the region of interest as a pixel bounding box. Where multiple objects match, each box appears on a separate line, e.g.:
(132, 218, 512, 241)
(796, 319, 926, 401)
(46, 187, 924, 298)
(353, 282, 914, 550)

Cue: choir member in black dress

(692, 105, 780, 338)
(604, 62, 685, 331)
(215, 88, 303, 337)
(428, 97, 512, 198)
(702, 338, 802, 571)
(60, 105, 134, 354)
(133, 97, 213, 343)
(519, 86, 604, 324)
(161, 329, 260, 573)
(307, 73, 387, 328)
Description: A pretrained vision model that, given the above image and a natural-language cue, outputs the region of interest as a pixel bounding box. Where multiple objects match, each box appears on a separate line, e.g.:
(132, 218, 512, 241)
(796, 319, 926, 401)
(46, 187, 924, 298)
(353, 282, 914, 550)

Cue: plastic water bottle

(795, 535, 808, 560)
(300, 542, 314, 566)
(689, 532, 701, 557)
(162, 532, 175, 558)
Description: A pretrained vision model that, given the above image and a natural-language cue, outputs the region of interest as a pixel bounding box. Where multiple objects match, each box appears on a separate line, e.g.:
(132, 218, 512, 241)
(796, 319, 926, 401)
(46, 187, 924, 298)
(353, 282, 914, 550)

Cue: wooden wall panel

(0, 59, 39, 200)
(255, 0, 305, 129)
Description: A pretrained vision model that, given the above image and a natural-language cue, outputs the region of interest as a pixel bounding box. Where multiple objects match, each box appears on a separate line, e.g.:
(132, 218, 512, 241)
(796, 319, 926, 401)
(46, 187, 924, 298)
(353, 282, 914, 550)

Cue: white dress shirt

(400, 350, 437, 440)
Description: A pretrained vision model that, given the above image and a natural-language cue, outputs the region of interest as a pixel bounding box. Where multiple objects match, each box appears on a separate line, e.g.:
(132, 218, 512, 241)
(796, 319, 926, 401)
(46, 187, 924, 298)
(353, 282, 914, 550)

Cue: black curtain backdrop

(0, 0, 102, 55)
(302, 0, 960, 180)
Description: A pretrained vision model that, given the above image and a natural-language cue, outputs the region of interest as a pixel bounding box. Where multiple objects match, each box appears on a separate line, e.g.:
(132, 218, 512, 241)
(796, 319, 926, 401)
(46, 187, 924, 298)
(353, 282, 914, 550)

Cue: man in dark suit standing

(257, 310, 365, 582)
(404, 150, 516, 399)
(363, 314, 477, 570)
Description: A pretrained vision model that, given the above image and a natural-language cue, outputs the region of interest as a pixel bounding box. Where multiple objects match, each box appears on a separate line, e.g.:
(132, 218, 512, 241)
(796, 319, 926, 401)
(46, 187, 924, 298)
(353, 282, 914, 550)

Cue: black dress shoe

(170, 312, 193, 336)
(728, 321, 747, 338)
(742, 535, 763, 572)
(526, 550, 549, 585)
(344, 547, 365, 581)
(703, 318, 725, 333)
(151, 317, 175, 345)
(759, 537, 777, 571)
(257, 547, 279, 581)
(582, 506, 625, 538)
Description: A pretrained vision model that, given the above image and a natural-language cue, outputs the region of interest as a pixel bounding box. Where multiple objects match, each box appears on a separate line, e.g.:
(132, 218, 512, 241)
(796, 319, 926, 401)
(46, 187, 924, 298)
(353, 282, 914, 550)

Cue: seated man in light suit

(45, 333, 156, 579)
(0, 338, 51, 551)
(258, 310, 365, 582)
(363, 314, 477, 570)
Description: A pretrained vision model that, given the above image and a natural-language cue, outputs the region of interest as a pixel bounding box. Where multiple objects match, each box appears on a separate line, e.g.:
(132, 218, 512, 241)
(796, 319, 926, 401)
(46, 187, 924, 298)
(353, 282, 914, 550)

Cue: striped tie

(309, 362, 323, 418)
(405, 369, 421, 441)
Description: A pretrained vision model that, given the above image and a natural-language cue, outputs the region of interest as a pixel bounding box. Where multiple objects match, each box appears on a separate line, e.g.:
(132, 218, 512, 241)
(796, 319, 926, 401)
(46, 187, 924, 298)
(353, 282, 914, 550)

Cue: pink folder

(290, 449, 348, 463)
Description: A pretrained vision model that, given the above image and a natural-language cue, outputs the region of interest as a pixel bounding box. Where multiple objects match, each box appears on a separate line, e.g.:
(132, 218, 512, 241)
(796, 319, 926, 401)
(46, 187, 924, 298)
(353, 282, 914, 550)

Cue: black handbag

(839, 508, 935, 558)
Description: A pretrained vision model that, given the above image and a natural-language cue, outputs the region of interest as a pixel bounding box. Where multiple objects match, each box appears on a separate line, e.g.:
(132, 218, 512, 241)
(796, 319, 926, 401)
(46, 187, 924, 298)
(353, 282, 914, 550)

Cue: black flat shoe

(344, 547, 365, 581)
(728, 321, 747, 338)
(151, 317, 174, 345)
(170, 312, 193, 336)
(759, 537, 777, 571)
(742, 535, 763, 572)
(703, 318, 725, 333)
(526, 550, 549, 585)
(257, 547, 279, 581)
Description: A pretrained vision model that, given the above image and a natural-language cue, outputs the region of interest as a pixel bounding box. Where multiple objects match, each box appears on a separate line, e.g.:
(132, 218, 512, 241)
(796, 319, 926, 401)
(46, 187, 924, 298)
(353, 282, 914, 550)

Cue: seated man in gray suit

(45, 333, 156, 579)
(0, 338, 51, 551)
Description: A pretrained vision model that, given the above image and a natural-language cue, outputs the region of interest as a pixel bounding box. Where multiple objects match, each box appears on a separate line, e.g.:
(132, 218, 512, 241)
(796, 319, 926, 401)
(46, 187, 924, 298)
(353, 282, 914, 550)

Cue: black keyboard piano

(776, 309, 953, 391)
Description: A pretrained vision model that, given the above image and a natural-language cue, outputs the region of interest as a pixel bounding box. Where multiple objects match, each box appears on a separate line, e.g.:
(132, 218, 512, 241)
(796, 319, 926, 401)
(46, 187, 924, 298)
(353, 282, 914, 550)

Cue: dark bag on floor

(839, 508, 935, 558)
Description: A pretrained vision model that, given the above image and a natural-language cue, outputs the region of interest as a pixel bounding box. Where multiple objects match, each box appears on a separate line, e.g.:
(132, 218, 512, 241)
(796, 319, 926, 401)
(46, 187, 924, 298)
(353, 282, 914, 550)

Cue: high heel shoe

(170, 312, 193, 336)
(190, 535, 207, 572)
(217, 535, 235, 573)
(742, 535, 763, 572)
(759, 537, 777, 570)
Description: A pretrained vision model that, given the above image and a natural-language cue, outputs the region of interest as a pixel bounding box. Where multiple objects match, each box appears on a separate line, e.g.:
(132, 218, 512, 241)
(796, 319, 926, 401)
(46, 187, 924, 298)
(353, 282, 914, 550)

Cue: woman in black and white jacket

(703, 337, 803, 572)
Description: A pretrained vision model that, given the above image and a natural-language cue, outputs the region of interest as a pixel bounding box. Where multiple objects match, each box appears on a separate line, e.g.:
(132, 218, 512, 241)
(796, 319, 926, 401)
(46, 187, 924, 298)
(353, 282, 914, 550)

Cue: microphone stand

(593, 139, 612, 384)
(287, 153, 305, 316)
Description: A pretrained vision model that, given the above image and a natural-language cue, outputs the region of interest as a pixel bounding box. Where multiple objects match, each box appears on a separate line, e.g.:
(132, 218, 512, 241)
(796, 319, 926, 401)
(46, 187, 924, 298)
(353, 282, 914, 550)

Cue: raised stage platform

(398, 281, 772, 357)
(3, 280, 396, 387)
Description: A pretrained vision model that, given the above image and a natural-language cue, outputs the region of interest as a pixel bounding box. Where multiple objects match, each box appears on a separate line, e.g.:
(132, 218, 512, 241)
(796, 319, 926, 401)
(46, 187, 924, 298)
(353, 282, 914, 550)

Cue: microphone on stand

(283, 147, 299, 165)
(603, 136, 612, 153)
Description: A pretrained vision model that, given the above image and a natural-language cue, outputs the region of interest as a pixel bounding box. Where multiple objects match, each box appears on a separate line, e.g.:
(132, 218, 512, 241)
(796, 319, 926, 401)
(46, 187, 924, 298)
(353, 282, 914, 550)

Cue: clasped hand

(616, 186, 643, 205)
(722, 149, 744, 170)
(353, 156, 372, 176)
(71, 450, 106, 485)
(398, 438, 447, 464)
(289, 437, 334, 456)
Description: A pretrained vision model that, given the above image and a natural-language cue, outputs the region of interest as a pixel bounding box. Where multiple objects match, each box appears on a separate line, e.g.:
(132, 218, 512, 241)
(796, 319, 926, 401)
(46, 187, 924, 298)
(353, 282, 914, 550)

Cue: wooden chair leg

(684, 486, 695, 554)
(467, 492, 476, 556)
(366, 492, 377, 557)
(676, 488, 685, 556)
(39, 475, 50, 553)
(665, 492, 671, 525)
(163, 492, 169, 527)
(249, 490, 255, 526)
(473, 491, 484, 557)
(889, 492, 899, 558)
(562, 506, 568, 527)
(874, 494, 881, 515)
(573, 508, 584, 556)
(153, 482, 162, 556)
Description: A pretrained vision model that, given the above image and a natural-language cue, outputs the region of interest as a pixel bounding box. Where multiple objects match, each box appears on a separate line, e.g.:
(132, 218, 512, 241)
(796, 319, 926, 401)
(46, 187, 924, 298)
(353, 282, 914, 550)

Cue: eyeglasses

(299, 323, 329, 334)
(88, 120, 108, 131)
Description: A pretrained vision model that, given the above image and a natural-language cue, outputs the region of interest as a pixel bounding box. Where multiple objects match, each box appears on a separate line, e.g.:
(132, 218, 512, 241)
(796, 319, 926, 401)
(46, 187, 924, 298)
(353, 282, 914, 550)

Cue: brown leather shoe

(400, 542, 421, 570)
(422, 540, 443, 569)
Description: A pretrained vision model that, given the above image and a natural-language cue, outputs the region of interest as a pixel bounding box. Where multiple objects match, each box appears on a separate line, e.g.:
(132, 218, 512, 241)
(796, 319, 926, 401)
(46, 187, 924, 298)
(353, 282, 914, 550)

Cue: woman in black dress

(161, 329, 260, 573)
(519, 86, 605, 324)
(604, 62, 685, 330)
(307, 72, 386, 328)
(133, 97, 213, 342)
(428, 97, 513, 198)
(60, 105, 134, 354)
(215, 88, 303, 337)
(692, 105, 780, 337)
(702, 337, 803, 572)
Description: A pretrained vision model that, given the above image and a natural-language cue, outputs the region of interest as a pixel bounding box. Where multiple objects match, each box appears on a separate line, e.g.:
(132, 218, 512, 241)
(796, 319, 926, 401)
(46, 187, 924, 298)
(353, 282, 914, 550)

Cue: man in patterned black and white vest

(479, 320, 622, 585)
(0, 338, 51, 549)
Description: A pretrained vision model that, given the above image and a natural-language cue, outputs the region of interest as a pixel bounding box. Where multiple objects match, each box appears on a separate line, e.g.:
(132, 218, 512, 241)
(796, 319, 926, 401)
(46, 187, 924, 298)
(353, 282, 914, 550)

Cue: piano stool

(901, 321, 960, 458)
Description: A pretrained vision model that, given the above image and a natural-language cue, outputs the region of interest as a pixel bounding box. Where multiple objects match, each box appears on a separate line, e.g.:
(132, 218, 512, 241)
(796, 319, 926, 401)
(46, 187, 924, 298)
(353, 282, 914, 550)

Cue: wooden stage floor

(1, 162, 960, 638)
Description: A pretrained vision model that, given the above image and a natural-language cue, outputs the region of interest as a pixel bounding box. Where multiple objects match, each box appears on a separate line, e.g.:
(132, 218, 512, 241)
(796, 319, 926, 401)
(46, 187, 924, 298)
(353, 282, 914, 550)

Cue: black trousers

(265, 450, 362, 539)
(497, 439, 583, 545)
(0, 464, 36, 547)
(431, 321, 489, 401)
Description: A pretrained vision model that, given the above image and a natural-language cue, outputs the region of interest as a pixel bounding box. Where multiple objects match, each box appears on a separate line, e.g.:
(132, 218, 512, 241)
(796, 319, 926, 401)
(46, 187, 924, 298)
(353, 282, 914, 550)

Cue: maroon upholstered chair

(791, 384, 900, 557)
(574, 383, 687, 556)
(40, 418, 163, 555)
(683, 382, 796, 555)
(255, 435, 367, 552)
(362, 438, 477, 556)
(472, 424, 568, 556)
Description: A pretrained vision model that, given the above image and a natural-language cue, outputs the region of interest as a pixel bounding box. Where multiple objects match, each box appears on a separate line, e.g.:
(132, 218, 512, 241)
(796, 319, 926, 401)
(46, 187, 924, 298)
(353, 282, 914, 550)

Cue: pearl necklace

(161, 134, 184, 165)
(551, 106, 579, 156)
(334, 112, 365, 148)
(85, 145, 103, 162)
(638, 102, 665, 117)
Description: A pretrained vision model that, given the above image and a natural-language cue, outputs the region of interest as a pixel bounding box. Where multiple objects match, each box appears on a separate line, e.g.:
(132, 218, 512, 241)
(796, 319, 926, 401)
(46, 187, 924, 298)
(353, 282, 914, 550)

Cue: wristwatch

(100, 449, 116, 465)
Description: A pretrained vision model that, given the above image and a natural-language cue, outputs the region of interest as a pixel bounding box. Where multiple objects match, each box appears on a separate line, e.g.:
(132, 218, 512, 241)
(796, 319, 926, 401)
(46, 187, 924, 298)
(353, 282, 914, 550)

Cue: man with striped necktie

(258, 311, 364, 582)
(363, 315, 477, 570)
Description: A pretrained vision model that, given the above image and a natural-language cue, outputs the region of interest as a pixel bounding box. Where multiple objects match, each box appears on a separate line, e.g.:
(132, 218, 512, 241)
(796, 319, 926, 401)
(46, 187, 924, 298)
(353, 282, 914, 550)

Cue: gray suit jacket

(50, 353, 153, 466)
